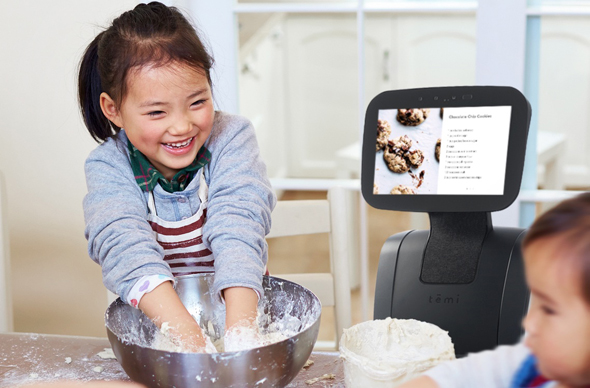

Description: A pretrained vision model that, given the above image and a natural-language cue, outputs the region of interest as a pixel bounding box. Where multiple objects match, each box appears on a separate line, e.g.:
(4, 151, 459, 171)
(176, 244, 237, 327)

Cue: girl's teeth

(165, 138, 192, 148)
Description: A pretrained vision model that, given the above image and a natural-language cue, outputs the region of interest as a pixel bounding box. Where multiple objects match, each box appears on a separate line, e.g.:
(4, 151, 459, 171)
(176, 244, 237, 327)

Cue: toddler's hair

(523, 192, 590, 303)
(78, 2, 214, 142)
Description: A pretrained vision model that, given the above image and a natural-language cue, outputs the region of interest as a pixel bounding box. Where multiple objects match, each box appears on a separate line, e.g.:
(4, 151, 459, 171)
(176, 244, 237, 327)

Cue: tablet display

(374, 106, 512, 196)
(361, 86, 531, 212)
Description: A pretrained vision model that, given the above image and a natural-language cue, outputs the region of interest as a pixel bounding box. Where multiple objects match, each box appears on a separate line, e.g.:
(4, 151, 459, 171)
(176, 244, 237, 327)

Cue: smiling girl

(397, 193, 590, 388)
(78, 2, 275, 352)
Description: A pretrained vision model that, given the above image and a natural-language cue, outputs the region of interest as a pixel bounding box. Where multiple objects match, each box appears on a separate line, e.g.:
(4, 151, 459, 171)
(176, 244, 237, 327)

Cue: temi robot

(362, 86, 532, 357)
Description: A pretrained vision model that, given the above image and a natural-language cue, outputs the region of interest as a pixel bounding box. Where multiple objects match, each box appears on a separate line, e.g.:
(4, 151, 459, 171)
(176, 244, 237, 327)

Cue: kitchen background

(1, 0, 589, 341)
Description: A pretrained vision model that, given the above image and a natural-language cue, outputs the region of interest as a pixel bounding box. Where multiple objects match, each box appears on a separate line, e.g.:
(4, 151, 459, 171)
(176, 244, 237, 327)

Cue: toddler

(398, 192, 590, 387)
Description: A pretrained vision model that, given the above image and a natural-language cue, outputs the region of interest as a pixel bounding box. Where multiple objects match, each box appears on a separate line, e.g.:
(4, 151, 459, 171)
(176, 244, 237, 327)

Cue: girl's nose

(169, 118, 192, 136)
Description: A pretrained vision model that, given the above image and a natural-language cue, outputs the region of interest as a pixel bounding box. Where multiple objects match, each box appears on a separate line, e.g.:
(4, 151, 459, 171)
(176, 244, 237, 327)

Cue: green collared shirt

(127, 141, 211, 193)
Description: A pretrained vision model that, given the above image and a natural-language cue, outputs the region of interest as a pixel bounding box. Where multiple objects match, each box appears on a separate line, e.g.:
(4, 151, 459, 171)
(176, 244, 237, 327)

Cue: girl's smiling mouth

(162, 137, 194, 150)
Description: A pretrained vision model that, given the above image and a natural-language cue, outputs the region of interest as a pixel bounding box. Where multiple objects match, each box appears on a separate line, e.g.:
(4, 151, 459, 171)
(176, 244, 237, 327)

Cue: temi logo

(429, 294, 460, 304)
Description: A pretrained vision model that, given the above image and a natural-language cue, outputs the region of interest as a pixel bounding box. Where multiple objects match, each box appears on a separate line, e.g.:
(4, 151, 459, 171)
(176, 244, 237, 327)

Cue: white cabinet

(539, 16, 590, 188)
(240, 13, 478, 179)
(239, 15, 289, 179)
(284, 14, 360, 178)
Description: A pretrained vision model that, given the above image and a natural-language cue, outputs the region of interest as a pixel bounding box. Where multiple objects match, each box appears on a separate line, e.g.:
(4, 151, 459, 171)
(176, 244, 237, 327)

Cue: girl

(398, 193, 590, 388)
(78, 2, 275, 352)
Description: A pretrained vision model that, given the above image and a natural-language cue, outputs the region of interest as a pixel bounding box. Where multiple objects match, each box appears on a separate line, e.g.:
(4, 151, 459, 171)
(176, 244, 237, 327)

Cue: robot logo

(429, 294, 460, 304)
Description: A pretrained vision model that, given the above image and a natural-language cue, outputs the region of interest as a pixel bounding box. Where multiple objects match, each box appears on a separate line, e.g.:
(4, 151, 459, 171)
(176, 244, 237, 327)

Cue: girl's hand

(160, 317, 212, 353)
(223, 319, 264, 352)
(138, 281, 214, 353)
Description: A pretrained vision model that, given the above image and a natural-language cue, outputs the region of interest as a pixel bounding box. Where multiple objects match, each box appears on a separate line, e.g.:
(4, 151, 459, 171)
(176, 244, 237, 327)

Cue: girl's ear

(100, 92, 124, 128)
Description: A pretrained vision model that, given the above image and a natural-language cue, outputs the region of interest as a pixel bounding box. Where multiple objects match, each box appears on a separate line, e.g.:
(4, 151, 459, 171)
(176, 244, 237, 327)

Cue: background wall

(1, 0, 137, 336)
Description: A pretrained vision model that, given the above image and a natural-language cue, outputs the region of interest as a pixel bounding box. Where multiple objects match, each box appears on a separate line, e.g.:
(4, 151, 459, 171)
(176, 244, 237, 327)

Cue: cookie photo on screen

(397, 108, 430, 126)
(374, 108, 442, 195)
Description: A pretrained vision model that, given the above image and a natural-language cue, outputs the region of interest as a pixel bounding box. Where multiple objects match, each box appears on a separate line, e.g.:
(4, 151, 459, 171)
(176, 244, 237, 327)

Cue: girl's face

(523, 238, 590, 386)
(101, 63, 214, 180)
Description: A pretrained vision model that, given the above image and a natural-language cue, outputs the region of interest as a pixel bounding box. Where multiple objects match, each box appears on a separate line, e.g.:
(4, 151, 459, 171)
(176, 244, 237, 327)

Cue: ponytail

(78, 32, 120, 143)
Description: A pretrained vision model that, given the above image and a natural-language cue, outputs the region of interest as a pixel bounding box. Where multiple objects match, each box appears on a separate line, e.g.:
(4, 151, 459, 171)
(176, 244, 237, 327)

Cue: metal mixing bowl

(105, 274, 321, 388)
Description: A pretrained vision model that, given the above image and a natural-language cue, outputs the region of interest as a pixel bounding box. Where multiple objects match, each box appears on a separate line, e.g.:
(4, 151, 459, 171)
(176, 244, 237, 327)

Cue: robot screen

(362, 86, 531, 212)
(374, 105, 512, 196)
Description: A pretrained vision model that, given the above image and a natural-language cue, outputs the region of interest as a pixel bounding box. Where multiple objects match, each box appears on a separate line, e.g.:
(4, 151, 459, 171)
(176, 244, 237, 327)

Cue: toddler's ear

(100, 92, 124, 128)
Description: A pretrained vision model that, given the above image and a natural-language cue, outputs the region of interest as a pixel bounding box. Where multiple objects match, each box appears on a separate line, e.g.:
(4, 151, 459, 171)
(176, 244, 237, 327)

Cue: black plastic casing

(373, 227, 530, 357)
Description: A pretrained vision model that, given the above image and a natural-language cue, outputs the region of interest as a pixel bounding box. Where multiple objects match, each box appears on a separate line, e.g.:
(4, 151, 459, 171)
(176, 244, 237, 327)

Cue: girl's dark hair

(522, 192, 590, 303)
(78, 2, 214, 142)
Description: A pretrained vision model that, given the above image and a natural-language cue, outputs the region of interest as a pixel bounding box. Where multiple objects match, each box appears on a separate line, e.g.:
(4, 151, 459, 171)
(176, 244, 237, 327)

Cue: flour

(223, 319, 290, 353)
(151, 323, 218, 353)
(0, 342, 127, 388)
(148, 292, 309, 354)
(150, 312, 296, 353)
(222, 323, 264, 353)
(340, 318, 455, 387)
(96, 348, 116, 359)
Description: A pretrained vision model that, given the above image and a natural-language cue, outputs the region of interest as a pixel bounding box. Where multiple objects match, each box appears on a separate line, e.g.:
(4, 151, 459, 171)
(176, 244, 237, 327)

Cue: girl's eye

(191, 99, 206, 107)
(148, 111, 164, 117)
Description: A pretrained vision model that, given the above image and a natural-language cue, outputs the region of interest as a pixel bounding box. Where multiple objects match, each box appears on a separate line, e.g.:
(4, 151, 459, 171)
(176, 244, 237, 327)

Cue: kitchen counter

(0, 333, 345, 387)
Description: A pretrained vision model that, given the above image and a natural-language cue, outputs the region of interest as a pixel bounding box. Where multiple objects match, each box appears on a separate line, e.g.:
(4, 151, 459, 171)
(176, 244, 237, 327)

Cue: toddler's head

(522, 193, 590, 386)
(78, 1, 213, 143)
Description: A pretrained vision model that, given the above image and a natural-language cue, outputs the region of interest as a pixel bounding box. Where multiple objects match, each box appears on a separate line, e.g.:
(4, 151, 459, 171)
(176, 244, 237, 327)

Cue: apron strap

(197, 169, 209, 204)
(147, 190, 157, 215)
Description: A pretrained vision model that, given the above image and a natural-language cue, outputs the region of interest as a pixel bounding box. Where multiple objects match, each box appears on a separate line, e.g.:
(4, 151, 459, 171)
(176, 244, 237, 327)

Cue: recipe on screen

(373, 106, 512, 195)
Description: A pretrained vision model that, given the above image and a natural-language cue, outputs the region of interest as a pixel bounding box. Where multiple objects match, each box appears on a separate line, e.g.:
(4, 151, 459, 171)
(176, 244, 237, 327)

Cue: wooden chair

(267, 186, 352, 349)
(0, 171, 13, 332)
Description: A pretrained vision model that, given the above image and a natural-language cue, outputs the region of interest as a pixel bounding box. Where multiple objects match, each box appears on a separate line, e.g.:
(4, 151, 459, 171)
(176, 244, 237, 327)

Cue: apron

(147, 170, 215, 275)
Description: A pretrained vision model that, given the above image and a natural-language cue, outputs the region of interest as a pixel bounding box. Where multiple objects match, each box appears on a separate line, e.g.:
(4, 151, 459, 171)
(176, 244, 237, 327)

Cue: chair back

(268, 186, 352, 349)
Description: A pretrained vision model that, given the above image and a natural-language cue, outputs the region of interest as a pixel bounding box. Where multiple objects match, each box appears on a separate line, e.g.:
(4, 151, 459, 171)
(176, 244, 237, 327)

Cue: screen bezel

(361, 86, 531, 213)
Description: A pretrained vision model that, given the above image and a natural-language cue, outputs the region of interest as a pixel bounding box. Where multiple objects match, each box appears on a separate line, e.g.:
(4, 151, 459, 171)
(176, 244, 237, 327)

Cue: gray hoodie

(83, 112, 276, 303)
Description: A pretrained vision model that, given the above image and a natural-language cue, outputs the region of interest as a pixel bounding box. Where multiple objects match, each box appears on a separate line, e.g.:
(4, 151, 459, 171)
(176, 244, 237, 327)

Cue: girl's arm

(203, 113, 276, 305)
(84, 140, 174, 303)
(223, 287, 259, 329)
(138, 281, 208, 352)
